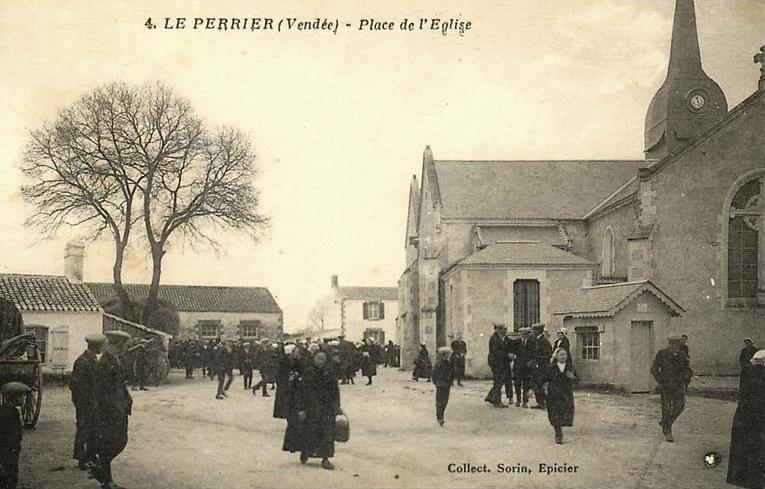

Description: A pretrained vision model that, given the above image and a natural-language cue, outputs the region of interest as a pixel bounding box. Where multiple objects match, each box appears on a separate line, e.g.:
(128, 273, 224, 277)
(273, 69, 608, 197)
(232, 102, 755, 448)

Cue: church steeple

(644, 0, 727, 160)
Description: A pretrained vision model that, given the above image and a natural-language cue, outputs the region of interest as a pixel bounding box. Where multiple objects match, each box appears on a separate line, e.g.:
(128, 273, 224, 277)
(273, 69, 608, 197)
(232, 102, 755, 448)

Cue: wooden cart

(0, 298, 43, 428)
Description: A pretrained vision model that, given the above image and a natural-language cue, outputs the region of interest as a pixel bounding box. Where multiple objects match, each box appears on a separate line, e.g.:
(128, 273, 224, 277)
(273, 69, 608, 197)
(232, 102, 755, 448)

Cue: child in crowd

(0, 382, 31, 489)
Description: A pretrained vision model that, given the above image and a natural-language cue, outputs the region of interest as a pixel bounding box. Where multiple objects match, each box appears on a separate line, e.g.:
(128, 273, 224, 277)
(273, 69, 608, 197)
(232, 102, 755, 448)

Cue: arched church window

(601, 228, 616, 278)
(728, 178, 762, 299)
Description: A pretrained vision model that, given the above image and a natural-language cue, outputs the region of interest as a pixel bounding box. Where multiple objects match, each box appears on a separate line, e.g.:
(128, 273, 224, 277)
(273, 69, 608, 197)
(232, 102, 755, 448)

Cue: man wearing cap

(650, 335, 693, 442)
(70, 333, 105, 471)
(93, 330, 133, 489)
(531, 323, 553, 409)
(513, 328, 535, 408)
(485, 324, 509, 407)
(0, 382, 30, 489)
(739, 338, 757, 370)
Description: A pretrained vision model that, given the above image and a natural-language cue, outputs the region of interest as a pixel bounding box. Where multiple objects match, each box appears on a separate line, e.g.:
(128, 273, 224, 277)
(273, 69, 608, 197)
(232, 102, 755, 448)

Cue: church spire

(644, 0, 727, 160)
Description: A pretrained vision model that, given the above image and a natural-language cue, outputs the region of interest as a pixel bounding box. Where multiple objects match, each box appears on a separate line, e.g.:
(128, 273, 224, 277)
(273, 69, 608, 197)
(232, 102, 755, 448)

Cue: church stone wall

(649, 100, 765, 375)
(585, 204, 637, 280)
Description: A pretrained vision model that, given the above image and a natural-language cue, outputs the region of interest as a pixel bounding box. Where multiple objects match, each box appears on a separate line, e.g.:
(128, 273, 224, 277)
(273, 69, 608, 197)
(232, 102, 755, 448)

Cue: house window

(25, 326, 48, 362)
(576, 326, 600, 361)
(364, 328, 385, 344)
(601, 228, 616, 277)
(728, 178, 761, 299)
(240, 321, 261, 339)
(363, 301, 385, 321)
(198, 320, 221, 339)
(513, 279, 540, 331)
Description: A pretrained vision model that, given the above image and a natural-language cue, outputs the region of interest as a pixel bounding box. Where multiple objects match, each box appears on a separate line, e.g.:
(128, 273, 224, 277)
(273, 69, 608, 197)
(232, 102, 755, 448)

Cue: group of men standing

(336, 336, 400, 385)
(485, 322, 567, 409)
(70, 330, 134, 489)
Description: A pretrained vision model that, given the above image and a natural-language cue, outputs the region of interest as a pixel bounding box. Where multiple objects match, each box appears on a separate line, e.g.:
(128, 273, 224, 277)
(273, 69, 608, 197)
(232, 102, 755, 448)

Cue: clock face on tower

(686, 90, 707, 112)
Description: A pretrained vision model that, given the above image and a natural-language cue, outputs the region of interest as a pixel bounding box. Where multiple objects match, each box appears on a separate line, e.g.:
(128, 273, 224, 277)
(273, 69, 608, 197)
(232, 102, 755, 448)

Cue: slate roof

(339, 287, 398, 301)
(87, 283, 282, 314)
(0, 274, 102, 313)
(456, 242, 596, 267)
(431, 160, 645, 220)
(584, 176, 640, 220)
(553, 280, 684, 318)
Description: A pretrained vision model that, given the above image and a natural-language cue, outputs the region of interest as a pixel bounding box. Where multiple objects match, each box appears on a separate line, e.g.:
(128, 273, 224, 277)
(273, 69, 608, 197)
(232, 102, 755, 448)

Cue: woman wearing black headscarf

(543, 347, 578, 444)
(727, 349, 765, 489)
(283, 351, 341, 470)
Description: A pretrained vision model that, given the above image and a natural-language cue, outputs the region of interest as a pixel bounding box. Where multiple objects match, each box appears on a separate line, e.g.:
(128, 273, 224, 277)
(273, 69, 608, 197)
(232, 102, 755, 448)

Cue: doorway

(630, 321, 655, 393)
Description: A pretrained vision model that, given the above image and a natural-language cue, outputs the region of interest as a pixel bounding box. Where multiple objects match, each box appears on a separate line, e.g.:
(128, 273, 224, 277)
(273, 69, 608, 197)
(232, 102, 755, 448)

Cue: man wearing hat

(93, 330, 133, 489)
(739, 338, 758, 370)
(650, 335, 693, 442)
(70, 333, 106, 470)
(513, 327, 535, 408)
(0, 382, 30, 489)
(485, 324, 509, 407)
(531, 323, 552, 409)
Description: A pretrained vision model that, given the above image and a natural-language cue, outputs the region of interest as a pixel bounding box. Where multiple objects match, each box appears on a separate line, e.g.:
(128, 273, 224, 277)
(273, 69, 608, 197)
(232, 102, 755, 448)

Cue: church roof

(553, 280, 685, 318)
(339, 287, 398, 301)
(0, 274, 102, 313)
(455, 242, 596, 268)
(431, 160, 644, 220)
(87, 283, 282, 314)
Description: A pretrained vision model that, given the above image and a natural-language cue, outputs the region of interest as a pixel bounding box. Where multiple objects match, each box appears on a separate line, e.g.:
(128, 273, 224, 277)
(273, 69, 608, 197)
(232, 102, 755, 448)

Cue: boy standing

(0, 382, 31, 489)
(431, 347, 455, 426)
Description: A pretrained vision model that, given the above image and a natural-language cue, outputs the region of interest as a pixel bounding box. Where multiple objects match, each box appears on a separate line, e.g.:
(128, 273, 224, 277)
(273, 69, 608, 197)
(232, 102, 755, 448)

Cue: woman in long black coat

(273, 345, 307, 420)
(413, 344, 432, 381)
(543, 347, 578, 444)
(727, 349, 765, 489)
(360, 339, 377, 385)
(283, 351, 341, 470)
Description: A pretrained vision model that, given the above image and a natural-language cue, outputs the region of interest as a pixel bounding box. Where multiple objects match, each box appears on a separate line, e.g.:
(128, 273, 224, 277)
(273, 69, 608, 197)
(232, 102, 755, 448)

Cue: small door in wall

(49, 325, 69, 370)
(630, 321, 654, 393)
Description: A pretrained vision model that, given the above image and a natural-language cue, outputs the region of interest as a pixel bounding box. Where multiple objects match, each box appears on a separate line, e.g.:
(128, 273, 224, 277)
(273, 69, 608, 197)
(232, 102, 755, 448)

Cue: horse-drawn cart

(0, 298, 43, 428)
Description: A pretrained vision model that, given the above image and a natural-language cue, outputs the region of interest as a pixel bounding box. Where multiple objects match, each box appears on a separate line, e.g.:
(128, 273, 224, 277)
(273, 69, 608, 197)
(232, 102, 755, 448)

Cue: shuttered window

(513, 280, 540, 331)
(363, 301, 385, 320)
(50, 325, 69, 369)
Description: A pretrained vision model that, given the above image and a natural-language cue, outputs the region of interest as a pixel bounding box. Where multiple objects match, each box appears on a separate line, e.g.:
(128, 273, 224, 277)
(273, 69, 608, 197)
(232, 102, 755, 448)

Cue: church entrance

(630, 321, 655, 393)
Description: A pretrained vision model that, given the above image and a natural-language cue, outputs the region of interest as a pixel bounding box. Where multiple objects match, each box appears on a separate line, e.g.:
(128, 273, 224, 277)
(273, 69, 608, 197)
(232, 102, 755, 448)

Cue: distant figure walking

(543, 348, 578, 444)
(727, 349, 765, 489)
(450, 332, 467, 387)
(360, 338, 378, 385)
(485, 324, 509, 408)
(650, 335, 693, 442)
(431, 347, 454, 426)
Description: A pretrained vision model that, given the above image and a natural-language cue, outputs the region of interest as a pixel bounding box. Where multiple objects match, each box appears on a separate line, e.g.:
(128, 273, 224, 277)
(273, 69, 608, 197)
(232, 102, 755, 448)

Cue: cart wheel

(23, 348, 43, 429)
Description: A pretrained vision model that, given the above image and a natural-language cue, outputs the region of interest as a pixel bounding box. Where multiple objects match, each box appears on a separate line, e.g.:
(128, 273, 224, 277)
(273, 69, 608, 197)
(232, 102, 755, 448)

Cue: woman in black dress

(543, 347, 578, 444)
(727, 349, 765, 489)
(283, 351, 341, 470)
(413, 343, 432, 382)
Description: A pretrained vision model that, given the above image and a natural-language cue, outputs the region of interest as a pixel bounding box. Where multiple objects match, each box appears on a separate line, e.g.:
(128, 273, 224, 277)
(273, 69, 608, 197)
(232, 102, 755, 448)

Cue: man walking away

(70, 333, 105, 471)
(432, 347, 454, 426)
(450, 332, 467, 387)
(485, 324, 509, 408)
(650, 335, 693, 442)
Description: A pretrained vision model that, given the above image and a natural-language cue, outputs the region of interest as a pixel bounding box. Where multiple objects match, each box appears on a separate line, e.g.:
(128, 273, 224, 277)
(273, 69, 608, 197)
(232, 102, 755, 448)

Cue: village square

(0, 0, 764, 488)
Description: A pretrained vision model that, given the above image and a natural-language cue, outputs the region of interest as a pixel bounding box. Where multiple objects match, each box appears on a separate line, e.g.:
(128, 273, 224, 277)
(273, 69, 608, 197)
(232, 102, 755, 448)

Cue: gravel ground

(17, 368, 737, 489)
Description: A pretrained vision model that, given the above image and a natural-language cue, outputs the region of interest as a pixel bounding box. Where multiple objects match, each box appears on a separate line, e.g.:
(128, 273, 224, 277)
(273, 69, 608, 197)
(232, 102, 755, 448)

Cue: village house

(398, 0, 765, 387)
(308, 275, 398, 344)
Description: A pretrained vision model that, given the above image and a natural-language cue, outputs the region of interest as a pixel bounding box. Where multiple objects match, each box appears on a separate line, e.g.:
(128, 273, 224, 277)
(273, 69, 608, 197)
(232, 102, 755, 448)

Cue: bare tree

(139, 93, 267, 323)
(308, 300, 331, 331)
(20, 83, 146, 320)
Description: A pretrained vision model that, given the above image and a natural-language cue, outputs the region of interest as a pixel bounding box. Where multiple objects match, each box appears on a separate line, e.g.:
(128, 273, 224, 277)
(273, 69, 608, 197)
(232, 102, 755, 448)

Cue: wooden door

(630, 321, 654, 393)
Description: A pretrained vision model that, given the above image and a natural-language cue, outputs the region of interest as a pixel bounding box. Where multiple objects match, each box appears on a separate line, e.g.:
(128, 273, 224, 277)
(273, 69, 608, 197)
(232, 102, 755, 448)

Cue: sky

(0, 1, 763, 332)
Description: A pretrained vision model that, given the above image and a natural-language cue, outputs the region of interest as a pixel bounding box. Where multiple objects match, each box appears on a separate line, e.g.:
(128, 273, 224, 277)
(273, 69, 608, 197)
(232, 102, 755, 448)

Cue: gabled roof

(553, 280, 684, 318)
(456, 242, 596, 268)
(0, 274, 102, 313)
(87, 283, 282, 314)
(431, 160, 644, 220)
(339, 287, 398, 301)
(404, 175, 421, 246)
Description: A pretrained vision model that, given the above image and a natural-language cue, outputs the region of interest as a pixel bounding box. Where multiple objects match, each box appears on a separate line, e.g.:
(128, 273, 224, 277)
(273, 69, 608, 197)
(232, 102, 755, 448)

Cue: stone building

(308, 275, 398, 344)
(398, 0, 765, 382)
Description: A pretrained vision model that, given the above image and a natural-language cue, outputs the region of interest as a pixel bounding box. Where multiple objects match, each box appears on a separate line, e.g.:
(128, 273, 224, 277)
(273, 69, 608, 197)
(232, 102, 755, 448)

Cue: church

(396, 0, 764, 389)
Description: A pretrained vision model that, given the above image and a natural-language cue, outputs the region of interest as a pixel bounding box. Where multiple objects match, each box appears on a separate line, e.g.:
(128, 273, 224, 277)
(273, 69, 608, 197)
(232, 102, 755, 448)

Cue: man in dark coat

(0, 382, 30, 489)
(513, 327, 535, 408)
(450, 332, 467, 387)
(432, 347, 455, 426)
(70, 333, 105, 470)
(727, 349, 765, 489)
(253, 343, 278, 397)
(240, 342, 256, 390)
(131, 343, 149, 391)
(215, 342, 235, 400)
(283, 351, 341, 470)
(485, 324, 509, 407)
(337, 336, 356, 385)
(650, 336, 693, 442)
(739, 338, 758, 370)
(531, 323, 553, 409)
(93, 330, 133, 489)
(360, 338, 378, 385)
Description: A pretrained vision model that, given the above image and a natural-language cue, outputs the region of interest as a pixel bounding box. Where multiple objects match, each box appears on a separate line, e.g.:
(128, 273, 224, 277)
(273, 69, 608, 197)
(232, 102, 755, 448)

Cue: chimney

(64, 240, 85, 284)
(331, 275, 339, 289)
